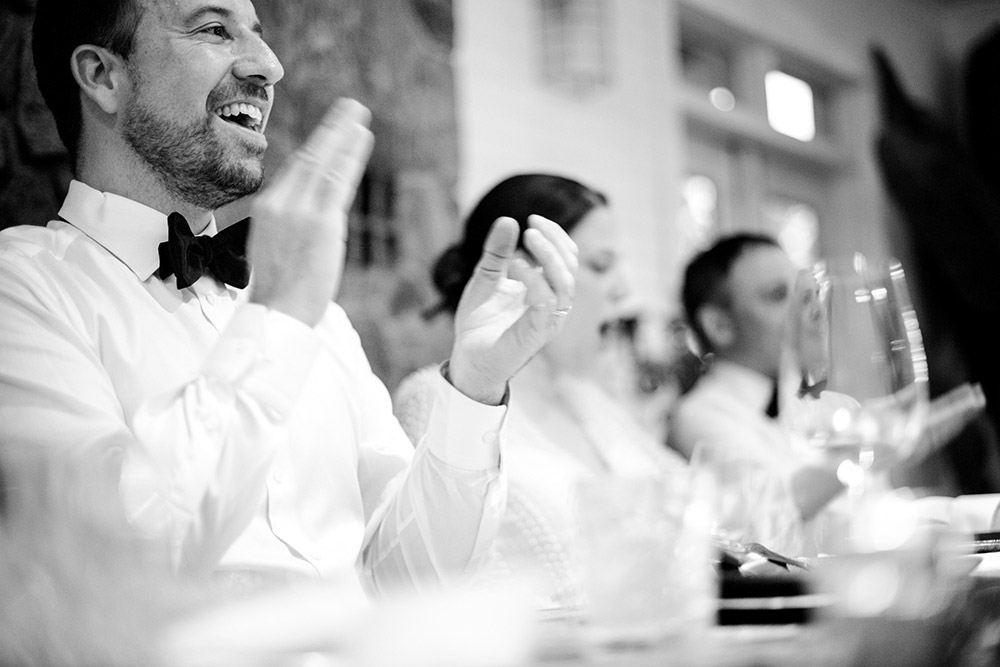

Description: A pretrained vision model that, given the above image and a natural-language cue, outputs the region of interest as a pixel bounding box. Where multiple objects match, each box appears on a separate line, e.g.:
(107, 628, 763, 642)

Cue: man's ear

(696, 303, 735, 350)
(70, 44, 129, 115)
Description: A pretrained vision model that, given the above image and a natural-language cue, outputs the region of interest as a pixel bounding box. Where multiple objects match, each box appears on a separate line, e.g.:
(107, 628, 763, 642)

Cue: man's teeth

(216, 103, 263, 128)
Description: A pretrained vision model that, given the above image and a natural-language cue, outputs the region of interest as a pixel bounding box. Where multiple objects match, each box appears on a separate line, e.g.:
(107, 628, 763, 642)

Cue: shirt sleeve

(312, 309, 508, 596)
(364, 370, 507, 595)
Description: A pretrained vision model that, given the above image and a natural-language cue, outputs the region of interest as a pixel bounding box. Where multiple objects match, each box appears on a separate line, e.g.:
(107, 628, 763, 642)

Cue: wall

(0, 0, 72, 231)
(453, 0, 684, 321)
(451, 0, 973, 320)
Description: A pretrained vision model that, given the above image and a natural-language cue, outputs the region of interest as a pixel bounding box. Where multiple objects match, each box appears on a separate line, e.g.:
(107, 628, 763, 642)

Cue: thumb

(470, 217, 519, 285)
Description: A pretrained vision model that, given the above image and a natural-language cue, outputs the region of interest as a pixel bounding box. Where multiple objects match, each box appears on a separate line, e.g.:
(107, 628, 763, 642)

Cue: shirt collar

(57, 180, 219, 282)
(710, 360, 776, 413)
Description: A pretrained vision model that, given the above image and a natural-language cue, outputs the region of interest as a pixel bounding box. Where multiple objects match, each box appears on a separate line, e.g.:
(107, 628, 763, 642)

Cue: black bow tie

(798, 377, 828, 399)
(157, 213, 251, 289)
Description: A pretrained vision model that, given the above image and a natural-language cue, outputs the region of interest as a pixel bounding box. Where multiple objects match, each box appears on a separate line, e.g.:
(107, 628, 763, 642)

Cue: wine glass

(782, 253, 930, 541)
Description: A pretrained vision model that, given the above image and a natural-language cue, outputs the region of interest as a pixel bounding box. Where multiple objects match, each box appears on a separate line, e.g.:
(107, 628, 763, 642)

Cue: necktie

(765, 382, 780, 419)
(157, 212, 251, 289)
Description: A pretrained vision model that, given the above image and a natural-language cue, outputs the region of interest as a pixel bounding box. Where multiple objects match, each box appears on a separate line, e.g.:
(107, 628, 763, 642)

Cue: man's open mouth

(215, 103, 264, 132)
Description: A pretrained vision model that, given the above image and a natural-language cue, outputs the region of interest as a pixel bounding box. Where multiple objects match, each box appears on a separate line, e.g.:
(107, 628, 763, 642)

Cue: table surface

(146, 490, 1000, 667)
(156, 569, 1000, 667)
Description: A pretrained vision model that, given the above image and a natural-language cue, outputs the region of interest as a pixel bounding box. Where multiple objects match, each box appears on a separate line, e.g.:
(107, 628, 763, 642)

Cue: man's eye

(200, 25, 231, 39)
(586, 254, 616, 275)
(587, 260, 611, 275)
(768, 287, 789, 302)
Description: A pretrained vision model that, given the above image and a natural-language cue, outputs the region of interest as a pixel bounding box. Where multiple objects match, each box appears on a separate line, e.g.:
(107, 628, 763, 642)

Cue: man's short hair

(681, 232, 781, 354)
(33, 0, 144, 166)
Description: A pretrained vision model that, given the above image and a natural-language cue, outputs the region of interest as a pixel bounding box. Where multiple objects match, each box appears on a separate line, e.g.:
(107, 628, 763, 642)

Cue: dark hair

(681, 232, 780, 354)
(33, 0, 144, 166)
(428, 173, 607, 316)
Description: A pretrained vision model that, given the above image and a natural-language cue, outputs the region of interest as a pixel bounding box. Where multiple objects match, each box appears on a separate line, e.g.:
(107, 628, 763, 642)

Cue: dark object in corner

(872, 34, 1000, 494)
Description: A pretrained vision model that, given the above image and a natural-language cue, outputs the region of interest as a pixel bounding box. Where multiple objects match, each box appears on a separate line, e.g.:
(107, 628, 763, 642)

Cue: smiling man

(0, 0, 578, 601)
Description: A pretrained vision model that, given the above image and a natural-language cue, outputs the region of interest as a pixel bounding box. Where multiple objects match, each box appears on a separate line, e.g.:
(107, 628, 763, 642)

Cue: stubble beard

(121, 94, 265, 212)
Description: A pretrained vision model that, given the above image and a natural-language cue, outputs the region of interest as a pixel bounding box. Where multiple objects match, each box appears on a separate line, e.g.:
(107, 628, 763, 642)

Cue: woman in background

(394, 173, 687, 608)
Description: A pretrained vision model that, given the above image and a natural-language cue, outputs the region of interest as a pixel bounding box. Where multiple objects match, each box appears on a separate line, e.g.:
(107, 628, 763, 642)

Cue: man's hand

(248, 98, 374, 326)
(448, 215, 579, 404)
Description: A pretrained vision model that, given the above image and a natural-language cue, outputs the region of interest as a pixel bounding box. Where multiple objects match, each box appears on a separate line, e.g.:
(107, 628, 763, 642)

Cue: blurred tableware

(784, 255, 930, 547)
(947, 493, 1000, 534)
(970, 532, 1000, 554)
(716, 538, 811, 572)
(907, 382, 986, 464)
(690, 443, 806, 558)
(572, 472, 714, 651)
(812, 492, 973, 635)
(717, 572, 828, 626)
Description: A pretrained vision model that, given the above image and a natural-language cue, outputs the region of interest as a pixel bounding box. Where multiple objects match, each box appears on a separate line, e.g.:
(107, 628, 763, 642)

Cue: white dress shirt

(0, 180, 507, 601)
(667, 360, 809, 555)
(668, 361, 793, 471)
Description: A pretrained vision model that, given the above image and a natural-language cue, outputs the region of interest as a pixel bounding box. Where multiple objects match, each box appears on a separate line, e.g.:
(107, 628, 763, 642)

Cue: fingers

(528, 214, 578, 274)
(297, 99, 373, 210)
(472, 216, 519, 281)
(245, 99, 373, 326)
(508, 257, 557, 313)
(522, 215, 577, 311)
(300, 98, 371, 163)
(268, 98, 374, 212)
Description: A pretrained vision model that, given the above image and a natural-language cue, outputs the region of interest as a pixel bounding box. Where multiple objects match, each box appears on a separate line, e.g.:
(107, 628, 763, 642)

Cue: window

(347, 171, 399, 268)
(539, 0, 611, 95)
(679, 174, 720, 251)
(679, 28, 733, 98)
(764, 196, 819, 268)
(765, 70, 816, 142)
(675, 4, 853, 258)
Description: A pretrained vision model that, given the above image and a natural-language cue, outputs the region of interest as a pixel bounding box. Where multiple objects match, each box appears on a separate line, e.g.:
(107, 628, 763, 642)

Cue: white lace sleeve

(392, 364, 442, 446)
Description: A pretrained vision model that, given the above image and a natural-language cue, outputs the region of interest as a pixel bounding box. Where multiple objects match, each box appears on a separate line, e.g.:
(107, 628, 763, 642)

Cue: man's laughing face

(121, 0, 284, 210)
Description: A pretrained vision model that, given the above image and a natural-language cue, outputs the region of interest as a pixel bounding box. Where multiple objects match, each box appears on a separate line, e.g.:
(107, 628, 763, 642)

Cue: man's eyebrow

(182, 5, 230, 25)
(182, 5, 265, 35)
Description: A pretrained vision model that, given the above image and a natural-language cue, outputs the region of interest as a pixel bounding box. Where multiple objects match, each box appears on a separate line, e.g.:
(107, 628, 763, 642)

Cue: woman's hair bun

(429, 244, 472, 315)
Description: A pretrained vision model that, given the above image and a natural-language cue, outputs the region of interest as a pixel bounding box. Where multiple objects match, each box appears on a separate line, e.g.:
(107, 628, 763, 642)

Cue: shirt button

(272, 470, 283, 484)
(482, 431, 498, 444)
(202, 413, 221, 433)
(232, 339, 253, 362)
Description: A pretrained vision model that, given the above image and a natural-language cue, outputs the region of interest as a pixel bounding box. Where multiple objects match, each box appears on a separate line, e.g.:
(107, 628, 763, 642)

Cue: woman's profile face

(543, 204, 629, 371)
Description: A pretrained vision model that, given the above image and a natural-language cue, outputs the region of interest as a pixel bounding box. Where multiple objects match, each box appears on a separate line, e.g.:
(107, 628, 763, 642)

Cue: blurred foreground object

(0, 446, 195, 666)
(158, 582, 535, 667)
(873, 35, 1000, 494)
(572, 472, 715, 651)
(904, 382, 988, 470)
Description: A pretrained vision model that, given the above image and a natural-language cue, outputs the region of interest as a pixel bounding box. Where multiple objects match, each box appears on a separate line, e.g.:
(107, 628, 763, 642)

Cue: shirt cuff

(204, 303, 320, 420)
(423, 363, 508, 471)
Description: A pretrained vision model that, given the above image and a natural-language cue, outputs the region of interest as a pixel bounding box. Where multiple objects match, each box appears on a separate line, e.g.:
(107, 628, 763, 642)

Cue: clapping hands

(246, 97, 579, 403)
(248, 98, 373, 326)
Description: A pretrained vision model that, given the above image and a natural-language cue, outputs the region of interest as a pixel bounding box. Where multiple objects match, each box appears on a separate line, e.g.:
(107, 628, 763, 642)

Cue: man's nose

(233, 34, 285, 86)
(609, 268, 631, 305)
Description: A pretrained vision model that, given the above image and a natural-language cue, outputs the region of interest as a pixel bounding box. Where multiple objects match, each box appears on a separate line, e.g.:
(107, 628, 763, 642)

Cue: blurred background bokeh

(3, 0, 999, 495)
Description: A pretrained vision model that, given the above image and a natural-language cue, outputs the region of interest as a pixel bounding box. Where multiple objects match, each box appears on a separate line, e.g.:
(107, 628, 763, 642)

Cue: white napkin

(911, 493, 1000, 534)
(948, 494, 1000, 534)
